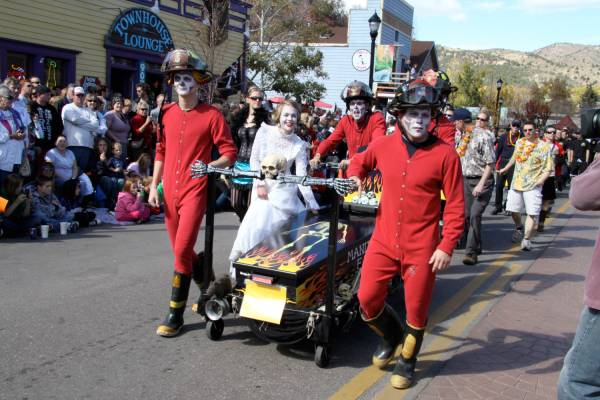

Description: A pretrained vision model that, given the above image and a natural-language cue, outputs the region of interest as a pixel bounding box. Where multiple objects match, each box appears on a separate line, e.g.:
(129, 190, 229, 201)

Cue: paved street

(0, 191, 592, 400)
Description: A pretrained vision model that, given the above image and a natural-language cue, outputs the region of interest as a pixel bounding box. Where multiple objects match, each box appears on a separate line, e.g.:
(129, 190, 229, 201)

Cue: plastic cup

(60, 222, 70, 235)
(40, 225, 50, 239)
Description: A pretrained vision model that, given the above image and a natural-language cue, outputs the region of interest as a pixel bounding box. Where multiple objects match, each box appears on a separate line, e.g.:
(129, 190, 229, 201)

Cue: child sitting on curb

(31, 176, 78, 233)
(115, 177, 150, 223)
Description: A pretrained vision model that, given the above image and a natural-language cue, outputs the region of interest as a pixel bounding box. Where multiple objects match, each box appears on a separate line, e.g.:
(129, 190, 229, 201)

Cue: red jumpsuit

(429, 114, 456, 146)
(316, 111, 386, 159)
(348, 128, 465, 328)
(156, 103, 237, 274)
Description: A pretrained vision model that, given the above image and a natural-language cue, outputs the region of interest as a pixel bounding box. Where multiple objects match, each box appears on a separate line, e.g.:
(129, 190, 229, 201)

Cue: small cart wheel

(314, 345, 330, 368)
(206, 319, 224, 341)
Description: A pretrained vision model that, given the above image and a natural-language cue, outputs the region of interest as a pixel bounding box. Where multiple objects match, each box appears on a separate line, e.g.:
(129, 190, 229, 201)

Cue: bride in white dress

(229, 100, 320, 265)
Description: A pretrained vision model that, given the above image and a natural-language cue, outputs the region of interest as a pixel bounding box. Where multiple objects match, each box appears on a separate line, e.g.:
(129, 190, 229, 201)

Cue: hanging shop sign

(8, 64, 26, 80)
(107, 8, 174, 54)
(80, 76, 102, 91)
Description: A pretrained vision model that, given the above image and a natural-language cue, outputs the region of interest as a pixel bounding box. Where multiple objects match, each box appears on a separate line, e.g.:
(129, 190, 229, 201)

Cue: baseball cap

(453, 108, 472, 123)
(32, 85, 51, 95)
(73, 86, 85, 95)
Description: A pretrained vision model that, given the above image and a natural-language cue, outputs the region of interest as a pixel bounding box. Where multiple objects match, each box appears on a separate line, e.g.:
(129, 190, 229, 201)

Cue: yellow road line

(329, 200, 572, 400)
(374, 263, 527, 400)
(329, 250, 520, 400)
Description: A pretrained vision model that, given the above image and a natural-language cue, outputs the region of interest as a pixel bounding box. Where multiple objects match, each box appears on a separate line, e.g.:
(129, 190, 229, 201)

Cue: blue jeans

(558, 307, 600, 399)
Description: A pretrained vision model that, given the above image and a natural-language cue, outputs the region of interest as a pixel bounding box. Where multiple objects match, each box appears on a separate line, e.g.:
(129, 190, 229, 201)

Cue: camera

(581, 108, 600, 139)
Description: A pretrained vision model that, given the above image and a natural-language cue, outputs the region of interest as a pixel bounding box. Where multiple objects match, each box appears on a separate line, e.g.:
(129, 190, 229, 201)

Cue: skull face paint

(348, 99, 367, 121)
(278, 105, 298, 134)
(173, 72, 198, 97)
(400, 107, 432, 142)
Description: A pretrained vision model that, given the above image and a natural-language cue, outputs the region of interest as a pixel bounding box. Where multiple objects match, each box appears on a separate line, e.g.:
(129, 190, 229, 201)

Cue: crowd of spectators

(0, 77, 353, 239)
(0, 79, 162, 238)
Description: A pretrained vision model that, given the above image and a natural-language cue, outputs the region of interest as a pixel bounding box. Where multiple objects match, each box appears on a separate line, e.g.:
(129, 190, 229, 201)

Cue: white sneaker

(521, 239, 532, 251)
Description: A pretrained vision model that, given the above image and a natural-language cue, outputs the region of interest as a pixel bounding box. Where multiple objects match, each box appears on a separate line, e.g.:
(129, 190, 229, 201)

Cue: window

(43, 57, 67, 89)
(394, 30, 400, 43)
(6, 52, 31, 80)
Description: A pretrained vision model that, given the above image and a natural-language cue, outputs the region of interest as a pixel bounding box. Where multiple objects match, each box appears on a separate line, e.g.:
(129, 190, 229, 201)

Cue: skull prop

(261, 154, 286, 180)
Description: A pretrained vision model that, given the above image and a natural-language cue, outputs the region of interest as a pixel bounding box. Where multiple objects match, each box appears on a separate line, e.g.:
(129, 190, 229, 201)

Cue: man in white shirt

(61, 86, 100, 173)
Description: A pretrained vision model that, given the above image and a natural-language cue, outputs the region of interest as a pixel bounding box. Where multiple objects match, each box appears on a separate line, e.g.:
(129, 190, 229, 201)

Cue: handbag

(19, 151, 31, 177)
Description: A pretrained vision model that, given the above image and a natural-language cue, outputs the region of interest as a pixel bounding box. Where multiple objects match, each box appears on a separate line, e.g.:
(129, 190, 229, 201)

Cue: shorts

(506, 187, 542, 216)
(542, 177, 556, 201)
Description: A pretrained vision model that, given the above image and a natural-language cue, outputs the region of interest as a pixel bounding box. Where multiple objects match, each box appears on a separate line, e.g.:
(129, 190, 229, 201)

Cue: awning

(313, 100, 333, 109)
(269, 96, 285, 104)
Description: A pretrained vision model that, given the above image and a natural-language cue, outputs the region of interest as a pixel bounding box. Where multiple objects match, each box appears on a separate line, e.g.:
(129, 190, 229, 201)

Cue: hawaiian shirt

(511, 138, 554, 191)
(456, 127, 496, 178)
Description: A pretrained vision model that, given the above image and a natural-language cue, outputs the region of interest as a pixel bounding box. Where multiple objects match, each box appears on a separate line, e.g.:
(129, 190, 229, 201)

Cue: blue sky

(342, 0, 600, 52)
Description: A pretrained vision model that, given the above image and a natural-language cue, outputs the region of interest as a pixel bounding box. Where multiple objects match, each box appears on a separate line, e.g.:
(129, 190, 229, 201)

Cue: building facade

(0, 0, 249, 99)
(302, 0, 413, 109)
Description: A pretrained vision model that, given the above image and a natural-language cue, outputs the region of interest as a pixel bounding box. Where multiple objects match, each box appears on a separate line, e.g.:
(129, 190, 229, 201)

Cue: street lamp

(368, 12, 381, 90)
(495, 78, 503, 132)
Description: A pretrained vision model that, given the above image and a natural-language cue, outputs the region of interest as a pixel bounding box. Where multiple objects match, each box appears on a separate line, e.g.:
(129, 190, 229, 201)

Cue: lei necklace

(456, 132, 472, 157)
(514, 138, 538, 163)
(508, 131, 520, 146)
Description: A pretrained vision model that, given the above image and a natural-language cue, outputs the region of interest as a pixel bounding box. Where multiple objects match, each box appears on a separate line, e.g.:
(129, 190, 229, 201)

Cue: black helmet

(435, 71, 457, 98)
(340, 81, 373, 104)
(161, 48, 212, 84)
(388, 79, 441, 116)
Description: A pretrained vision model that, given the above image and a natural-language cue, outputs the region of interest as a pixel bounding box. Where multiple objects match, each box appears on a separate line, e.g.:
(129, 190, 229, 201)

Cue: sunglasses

(75, 94, 85, 97)
(476, 117, 488, 122)
(545, 131, 556, 134)
(139, 108, 149, 111)
(249, 96, 263, 101)
(31, 81, 40, 85)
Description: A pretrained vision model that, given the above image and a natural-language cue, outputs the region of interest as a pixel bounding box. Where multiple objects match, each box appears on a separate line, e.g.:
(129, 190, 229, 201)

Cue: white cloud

(413, 0, 467, 22)
(516, 0, 600, 12)
(476, 1, 506, 10)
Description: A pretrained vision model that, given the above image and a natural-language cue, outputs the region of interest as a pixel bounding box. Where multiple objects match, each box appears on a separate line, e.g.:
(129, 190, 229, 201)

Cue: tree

(253, 46, 327, 103)
(183, 0, 232, 103)
(543, 77, 574, 114)
(452, 62, 484, 107)
(247, 0, 345, 100)
(525, 99, 551, 126)
(580, 84, 598, 110)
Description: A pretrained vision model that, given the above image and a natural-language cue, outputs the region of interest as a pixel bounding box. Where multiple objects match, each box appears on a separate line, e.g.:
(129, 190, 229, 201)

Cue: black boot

(156, 272, 192, 337)
(191, 252, 215, 315)
(362, 304, 404, 369)
(538, 210, 548, 232)
(391, 324, 425, 389)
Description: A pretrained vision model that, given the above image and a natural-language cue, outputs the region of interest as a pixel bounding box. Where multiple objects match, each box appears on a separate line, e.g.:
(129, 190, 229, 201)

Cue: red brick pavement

(416, 209, 599, 400)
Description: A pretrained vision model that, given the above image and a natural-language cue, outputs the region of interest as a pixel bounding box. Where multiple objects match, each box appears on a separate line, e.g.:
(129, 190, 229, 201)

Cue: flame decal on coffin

(235, 221, 349, 273)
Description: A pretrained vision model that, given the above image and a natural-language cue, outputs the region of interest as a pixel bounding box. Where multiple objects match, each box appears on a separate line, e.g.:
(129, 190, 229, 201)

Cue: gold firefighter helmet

(161, 48, 213, 85)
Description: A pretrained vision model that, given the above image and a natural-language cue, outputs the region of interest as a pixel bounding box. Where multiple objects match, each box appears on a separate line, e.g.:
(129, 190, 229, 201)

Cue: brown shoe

(462, 254, 477, 265)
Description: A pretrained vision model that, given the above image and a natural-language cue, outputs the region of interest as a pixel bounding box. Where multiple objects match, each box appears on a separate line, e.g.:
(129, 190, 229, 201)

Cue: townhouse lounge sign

(108, 8, 173, 54)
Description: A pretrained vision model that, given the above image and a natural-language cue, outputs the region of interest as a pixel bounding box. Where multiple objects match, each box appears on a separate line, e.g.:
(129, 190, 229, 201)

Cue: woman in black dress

(228, 86, 270, 220)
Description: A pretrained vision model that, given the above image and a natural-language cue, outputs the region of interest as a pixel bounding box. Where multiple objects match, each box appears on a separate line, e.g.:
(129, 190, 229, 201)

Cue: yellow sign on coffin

(240, 280, 287, 325)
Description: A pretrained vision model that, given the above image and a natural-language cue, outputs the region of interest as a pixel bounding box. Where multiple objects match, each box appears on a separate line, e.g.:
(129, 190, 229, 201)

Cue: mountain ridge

(437, 42, 600, 87)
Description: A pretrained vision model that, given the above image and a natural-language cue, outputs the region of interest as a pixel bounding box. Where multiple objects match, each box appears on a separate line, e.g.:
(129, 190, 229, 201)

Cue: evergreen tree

(454, 62, 483, 107)
(580, 84, 598, 110)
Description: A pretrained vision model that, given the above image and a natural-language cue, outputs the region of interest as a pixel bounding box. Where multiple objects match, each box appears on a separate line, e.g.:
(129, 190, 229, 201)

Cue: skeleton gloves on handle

(190, 160, 357, 196)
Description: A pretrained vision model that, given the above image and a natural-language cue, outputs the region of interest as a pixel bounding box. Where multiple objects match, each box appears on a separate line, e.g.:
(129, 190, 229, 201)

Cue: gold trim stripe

(170, 300, 186, 309)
